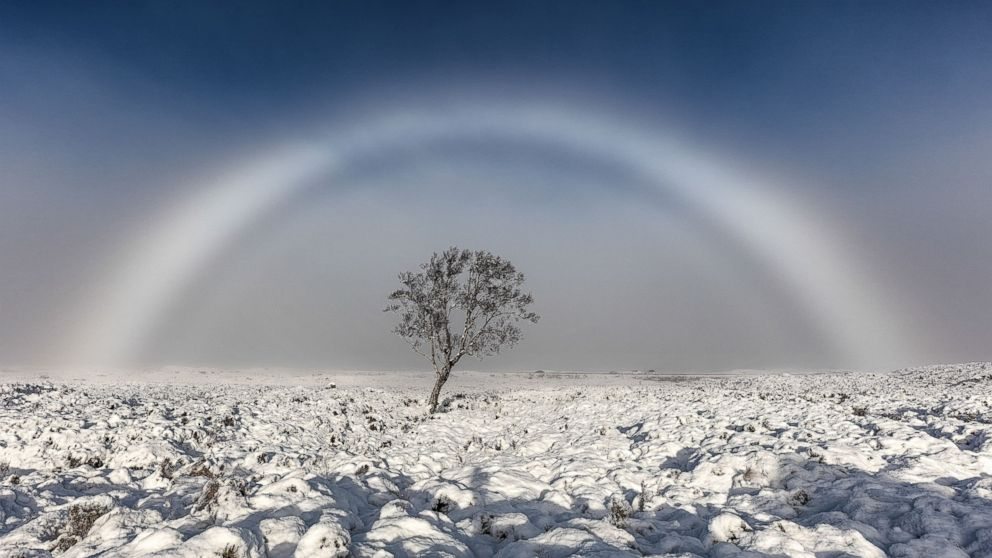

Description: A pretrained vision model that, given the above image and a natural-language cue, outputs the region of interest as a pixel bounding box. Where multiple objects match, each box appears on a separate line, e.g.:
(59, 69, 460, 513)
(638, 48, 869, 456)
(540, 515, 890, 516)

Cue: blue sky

(1, 2, 990, 371)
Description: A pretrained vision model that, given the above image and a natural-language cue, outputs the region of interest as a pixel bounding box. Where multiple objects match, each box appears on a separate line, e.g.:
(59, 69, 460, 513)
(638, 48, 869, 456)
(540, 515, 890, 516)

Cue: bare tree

(385, 247, 539, 413)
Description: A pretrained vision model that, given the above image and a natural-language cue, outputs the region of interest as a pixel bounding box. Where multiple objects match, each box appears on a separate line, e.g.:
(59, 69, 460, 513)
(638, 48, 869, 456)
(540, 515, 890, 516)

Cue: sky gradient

(1, 1, 990, 372)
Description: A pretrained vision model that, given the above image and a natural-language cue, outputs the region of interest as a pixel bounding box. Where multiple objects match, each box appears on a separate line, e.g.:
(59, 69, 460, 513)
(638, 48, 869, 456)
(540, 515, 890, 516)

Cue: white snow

(0, 363, 990, 557)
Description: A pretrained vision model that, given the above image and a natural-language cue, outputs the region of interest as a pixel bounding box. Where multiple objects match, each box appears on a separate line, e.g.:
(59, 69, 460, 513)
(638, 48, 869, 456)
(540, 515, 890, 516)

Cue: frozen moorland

(0, 364, 991, 558)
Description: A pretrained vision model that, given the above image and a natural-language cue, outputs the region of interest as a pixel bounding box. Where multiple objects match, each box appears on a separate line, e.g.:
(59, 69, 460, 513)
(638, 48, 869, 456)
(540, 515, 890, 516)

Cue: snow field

(0, 363, 990, 557)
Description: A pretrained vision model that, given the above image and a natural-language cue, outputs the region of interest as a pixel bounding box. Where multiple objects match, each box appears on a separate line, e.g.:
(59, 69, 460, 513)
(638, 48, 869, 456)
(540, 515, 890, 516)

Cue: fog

(1, 2, 990, 372)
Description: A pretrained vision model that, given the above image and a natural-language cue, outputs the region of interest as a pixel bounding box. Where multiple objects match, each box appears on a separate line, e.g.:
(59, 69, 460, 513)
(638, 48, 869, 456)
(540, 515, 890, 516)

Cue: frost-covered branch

(385, 247, 539, 412)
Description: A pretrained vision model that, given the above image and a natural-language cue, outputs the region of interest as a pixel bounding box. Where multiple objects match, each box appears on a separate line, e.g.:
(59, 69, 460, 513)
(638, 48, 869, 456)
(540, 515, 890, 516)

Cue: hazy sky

(1, 1, 990, 372)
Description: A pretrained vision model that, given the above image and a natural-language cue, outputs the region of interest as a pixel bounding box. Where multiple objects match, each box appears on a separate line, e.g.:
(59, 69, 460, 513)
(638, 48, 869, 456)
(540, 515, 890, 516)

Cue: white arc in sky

(63, 102, 911, 369)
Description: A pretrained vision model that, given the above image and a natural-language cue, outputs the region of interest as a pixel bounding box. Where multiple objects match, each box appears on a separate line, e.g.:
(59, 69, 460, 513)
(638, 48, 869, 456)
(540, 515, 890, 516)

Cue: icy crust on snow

(0, 363, 990, 557)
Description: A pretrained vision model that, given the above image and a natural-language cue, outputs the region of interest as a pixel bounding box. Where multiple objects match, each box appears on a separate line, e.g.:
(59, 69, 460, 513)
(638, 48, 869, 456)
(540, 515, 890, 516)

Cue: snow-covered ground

(1, 364, 990, 557)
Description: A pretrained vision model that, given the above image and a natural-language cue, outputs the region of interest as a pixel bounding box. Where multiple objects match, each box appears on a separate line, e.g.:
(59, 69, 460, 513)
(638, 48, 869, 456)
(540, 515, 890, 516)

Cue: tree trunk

(427, 368, 450, 413)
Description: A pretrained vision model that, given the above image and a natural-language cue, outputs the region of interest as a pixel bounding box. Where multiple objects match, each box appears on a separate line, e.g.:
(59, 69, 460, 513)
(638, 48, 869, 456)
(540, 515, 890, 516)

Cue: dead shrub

(159, 458, 178, 479)
(195, 480, 221, 512)
(188, 461, 216, 478)
(789, 489, 811, 506)
(608, 496, 631, 528)
(50, 502, 111, 553)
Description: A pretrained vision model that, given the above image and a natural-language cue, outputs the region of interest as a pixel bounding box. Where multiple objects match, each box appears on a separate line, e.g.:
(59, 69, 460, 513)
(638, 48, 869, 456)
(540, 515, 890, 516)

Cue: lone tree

(386, 247, 539, 413)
